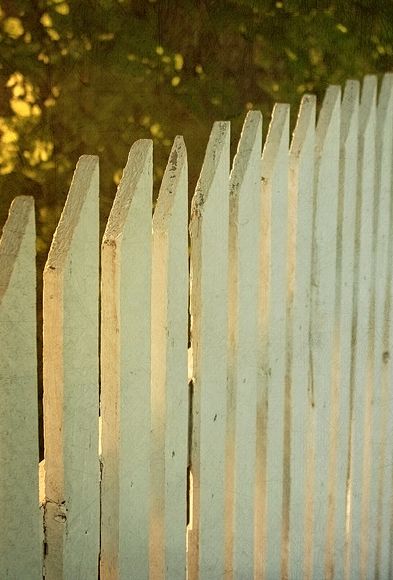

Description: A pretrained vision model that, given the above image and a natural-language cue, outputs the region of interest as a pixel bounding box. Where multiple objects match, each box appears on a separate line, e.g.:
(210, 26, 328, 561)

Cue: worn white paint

(0, 196, 42, 579)
(43, 156, 100, 579)
(286, 94, 315, 580)
(309, 85, 341, 580)
(150, 136, 189, 579)
(372, 73, 393, 580)
(188, 121, 230, 579)
(255, 104, 289, 580)
(331, 79, 359, 580)
(347, 76, 377, 580)
(100, 141, 152, 580)
(225, 111, 262, 579)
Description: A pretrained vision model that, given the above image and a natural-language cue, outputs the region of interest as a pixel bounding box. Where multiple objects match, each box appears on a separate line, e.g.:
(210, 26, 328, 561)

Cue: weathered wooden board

(286, 94, 315, 580)
(309, 85, 341, 579)
(100, 141, 152, 579)
(0, 196, 42, 579)
(255, 103, 289, 580)
(371, 73, 393, 580)
(347, 76, 377, 580)
(330, 79, 359, 580)
(225, 111, 262, 578)
(43, 156, 100, 579)
(150, 136, 189, 579)
(188, 121, 230, 579)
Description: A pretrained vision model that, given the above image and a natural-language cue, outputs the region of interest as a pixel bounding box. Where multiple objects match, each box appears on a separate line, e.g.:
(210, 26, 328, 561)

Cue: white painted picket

(0, 196, 42, 579)
(43, 156, 100, 579)
(188, 121, 230, 579)
(309, 84, 341, 580)
(332, 79, 359, 580)
(225, 110, 262, 578)
(150, 136, 189, 579)
(286, 94, 316, 580)
(373, 72, 393, 580)
(347, 75, 377, 580)
(100, 140, 152, 580)
(2, 73, 393, 580)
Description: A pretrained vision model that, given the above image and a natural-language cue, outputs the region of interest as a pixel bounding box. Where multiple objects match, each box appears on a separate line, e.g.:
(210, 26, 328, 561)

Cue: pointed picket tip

(153, 135, 187, 232)
(45, 155, 98, 273)
(316, 85, 341, 156)
(230, 110, 262, 194)
(341, 80, 360, 147)
(359, 75, 377, 133)
(262, 103, 290, 178)
(290, 94, 316, 159)
(377, 73, 393, 126)
(0, 196, 35, 303)
(103, 139, 153, 242)
(191, 121, 230, 217)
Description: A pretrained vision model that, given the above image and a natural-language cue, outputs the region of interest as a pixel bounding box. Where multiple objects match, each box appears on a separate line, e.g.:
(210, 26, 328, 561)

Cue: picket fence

(1, 73, 393, 580)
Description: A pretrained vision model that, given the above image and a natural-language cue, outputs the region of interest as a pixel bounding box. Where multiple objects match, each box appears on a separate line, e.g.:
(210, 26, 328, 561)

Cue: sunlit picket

(1, 74, 393, 579)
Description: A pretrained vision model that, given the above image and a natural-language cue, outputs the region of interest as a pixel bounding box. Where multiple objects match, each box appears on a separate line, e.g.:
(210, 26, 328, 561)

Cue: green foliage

(0, 0, 392, 258)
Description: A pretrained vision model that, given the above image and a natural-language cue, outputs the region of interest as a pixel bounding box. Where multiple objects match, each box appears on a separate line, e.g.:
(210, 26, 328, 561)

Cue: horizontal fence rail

(1, 73, 393, 579)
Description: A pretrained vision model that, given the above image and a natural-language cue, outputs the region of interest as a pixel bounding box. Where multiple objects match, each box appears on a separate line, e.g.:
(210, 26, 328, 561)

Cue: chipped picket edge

(45, 155, 99, 271)
(103, 140, 152, 242)
(153, 135, 187, 231)
(190, 121, 229, 218)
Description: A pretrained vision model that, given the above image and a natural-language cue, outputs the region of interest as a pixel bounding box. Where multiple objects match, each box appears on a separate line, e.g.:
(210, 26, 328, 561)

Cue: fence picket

(100, 141, 152, 579)
(255, 103, 289, 580)
(365, 73, 392, 579)
(225, 111, 262, 578)
(331, 80, 359, 580)
(150, 137, 189, 579)
(188, 121, 230, 579)
(286, 94, 316, 580)
(308, 85, 341, 579)
(0, 196, 42, 579)
(373, 73, 393, 580)
(43, 156, 100, 579)
(347, 76, 377, 579)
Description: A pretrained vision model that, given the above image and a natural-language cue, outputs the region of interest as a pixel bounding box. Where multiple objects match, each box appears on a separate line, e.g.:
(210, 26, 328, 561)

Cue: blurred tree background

(0, 0, 392, 454)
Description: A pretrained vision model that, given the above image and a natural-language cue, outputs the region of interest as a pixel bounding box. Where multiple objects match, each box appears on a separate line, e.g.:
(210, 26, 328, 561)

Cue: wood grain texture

(188, 121, 230, 579)
(286, 94, 316, 580)
(150, 136, 189, 579)
(0, 196, 42, 579)
(225, 111, 262, 579)
(100, 141, 152, 580)
(43, 155, 100, 580)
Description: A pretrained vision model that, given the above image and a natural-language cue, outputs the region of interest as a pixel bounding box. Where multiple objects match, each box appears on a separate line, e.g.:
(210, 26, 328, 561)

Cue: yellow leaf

(3, 17, 24, 39)
(47, 28, 60, 41)
(40, 13, 53, 28)
(171, 76, 181, 87)
(155, 45, 164, 55)
(55, 3, 70, 15)
(10, 99, 31, 117)
(174, 53, 184, 71)
(336, 23, 348, 33)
